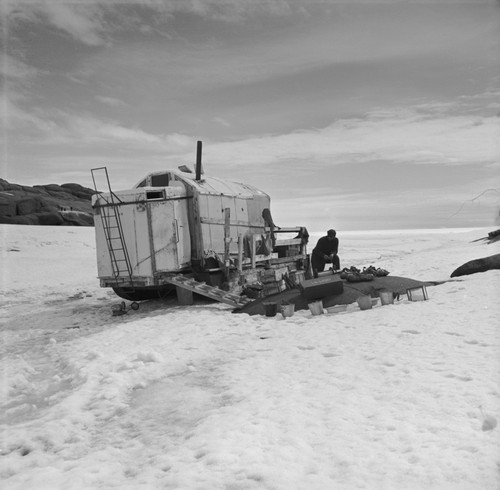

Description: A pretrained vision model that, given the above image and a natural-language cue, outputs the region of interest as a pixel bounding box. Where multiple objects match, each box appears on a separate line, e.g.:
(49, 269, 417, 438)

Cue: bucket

(263, 302, 278, 317)
(379, 290, 394, 305)
(356, 295, 373, 310)
(308, 300, 324, 316)
(281, 303, 295, 318)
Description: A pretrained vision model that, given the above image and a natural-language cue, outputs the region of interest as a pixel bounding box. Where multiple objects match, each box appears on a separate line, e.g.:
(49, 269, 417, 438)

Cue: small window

(146, 190, 165, 200)
(136, 179, 147, 188)
(151, 173, 169, 187)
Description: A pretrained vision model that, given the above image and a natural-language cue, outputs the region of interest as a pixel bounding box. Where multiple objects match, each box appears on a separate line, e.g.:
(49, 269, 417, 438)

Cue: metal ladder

(91, 167, 134, 287)
(163, 275, 254, 308)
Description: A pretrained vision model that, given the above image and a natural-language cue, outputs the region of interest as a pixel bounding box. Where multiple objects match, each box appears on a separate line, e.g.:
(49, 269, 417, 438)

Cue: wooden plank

(237, 234, 243, 272)
(269, 254, 307, 265)
(274, 238, 303, 246)
(200, 217, 265, 228)
(224, 208, 230, 276)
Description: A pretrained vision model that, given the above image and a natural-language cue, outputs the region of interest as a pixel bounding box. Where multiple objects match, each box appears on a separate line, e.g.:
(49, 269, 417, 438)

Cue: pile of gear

(339, 265, 390, 283)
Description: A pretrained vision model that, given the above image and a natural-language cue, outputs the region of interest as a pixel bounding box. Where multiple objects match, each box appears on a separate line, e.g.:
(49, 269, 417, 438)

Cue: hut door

(149, 199, 190, 272)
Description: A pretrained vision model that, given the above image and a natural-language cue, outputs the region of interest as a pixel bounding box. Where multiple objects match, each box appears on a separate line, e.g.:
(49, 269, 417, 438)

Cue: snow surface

(1, 224, 499, 490)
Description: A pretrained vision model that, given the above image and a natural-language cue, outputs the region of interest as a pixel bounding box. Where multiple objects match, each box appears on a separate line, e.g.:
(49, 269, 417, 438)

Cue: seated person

(311, 229, 340, 275)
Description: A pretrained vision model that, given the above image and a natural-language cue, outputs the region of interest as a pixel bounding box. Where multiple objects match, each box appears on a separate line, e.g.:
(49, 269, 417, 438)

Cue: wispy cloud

(46, 113, 193, 151)
(8, 2, 107, 46)
(6, 99, 497, 171)
(5, 0, 293, 47)
(212, 117, 231, 128)
(8, 0, 496, 47)
(272, 176, 500, 231)
(95, 95, 127, 107)
(0, 53, 38, 81)
(1, 96, 57, 133)
(204, 108, 500, 170)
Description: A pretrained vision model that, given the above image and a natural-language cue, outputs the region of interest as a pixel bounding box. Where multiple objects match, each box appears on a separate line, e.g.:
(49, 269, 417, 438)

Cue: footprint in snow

(444, 373, 473, 382)
(322, 352, 340, 358)
(480, 406, 497, 432)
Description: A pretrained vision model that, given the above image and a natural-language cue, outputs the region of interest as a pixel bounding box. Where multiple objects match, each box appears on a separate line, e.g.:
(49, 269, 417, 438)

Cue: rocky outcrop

(0, 179, 94, 226)
(487, 229, 500, 244)
(450, 253, 500, 277)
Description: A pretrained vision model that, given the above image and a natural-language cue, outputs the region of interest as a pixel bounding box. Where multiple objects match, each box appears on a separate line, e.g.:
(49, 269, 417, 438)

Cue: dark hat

(327, 229, 336, 237)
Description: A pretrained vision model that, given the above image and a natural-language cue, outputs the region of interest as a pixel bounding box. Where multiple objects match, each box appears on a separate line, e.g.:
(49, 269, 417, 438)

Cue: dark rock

(61, 183, 95, 200)
(450, 253, 500, 277)
(0, 179, 24, 192)
(17, 198, 42, 215)
(38, 212, 65, 225)
(487, 229, 500, 244)
(0, 199, 16, 217)
(0, 178, 95, 226)
(60, 211, 95, 226)
(0, 214, 40, 225)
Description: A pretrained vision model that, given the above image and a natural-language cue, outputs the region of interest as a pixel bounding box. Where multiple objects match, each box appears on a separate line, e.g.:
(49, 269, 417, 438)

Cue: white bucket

(379, 290, 394, 305)
(308, 300, 324, 316)
(356, 295, 372, 310)
(281, 304, 295, 318)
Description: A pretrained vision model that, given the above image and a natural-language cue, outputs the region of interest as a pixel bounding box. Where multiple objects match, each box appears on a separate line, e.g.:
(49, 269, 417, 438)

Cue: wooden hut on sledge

(91, 142, 310, 308)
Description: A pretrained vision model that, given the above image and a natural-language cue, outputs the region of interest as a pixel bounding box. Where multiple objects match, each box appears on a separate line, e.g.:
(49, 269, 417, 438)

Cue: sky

(1, 0, 500, 231)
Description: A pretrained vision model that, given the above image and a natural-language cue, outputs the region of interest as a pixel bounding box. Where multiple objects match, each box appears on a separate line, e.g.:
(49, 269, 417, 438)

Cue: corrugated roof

(159, 170, 269, 198)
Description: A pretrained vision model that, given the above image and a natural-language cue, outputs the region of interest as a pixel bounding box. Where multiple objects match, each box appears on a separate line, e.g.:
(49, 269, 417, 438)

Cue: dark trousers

(311, 254, 340, 273)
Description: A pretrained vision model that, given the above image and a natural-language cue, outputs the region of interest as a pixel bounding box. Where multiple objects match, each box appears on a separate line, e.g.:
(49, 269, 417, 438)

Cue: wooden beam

(224, 208, 231, 277)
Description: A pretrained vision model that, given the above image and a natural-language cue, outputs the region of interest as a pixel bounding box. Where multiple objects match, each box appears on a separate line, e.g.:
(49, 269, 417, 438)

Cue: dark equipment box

(299, 275, 344, 300)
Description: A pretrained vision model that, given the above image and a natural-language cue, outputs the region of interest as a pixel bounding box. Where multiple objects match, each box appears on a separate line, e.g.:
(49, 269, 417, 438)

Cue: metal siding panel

(94, 215, 112, 277)
(132, 204, 153, 276)
(198, 194, 215, 256)
(221, 195, 238, 254)
(150, 201, 178, 271)
(209, 195, 224, 254)
(174, 199, 191, 267)
(248, 195, 270, 226)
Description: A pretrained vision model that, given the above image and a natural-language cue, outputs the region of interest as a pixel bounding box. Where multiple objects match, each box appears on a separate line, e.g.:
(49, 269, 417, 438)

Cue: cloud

(271, 175, 499, 231)
(95, 95, 127, 107)
(1, 83, 190, 150)
(5, 0, 293, 47)
(212, 117, 231, 128)
(4, 104, 193, 153)
(49, 113, 194, 150)
(8, 2, 107, 46)
(0, 54, 40, 111)
(0, 95, 57, 133)
(0, 53, 39, 81)
(203, 108, 500, 170)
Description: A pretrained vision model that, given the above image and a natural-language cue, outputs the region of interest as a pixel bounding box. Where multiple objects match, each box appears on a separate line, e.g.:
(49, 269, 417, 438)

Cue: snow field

(1, 225, 499, 489)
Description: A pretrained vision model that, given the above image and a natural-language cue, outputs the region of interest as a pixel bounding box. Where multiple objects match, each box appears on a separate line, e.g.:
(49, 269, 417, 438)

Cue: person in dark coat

(311, 229, 340, 275)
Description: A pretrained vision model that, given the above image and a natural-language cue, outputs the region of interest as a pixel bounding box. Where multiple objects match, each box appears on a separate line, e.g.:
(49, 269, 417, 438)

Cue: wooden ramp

(164, 275, 254, 309)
